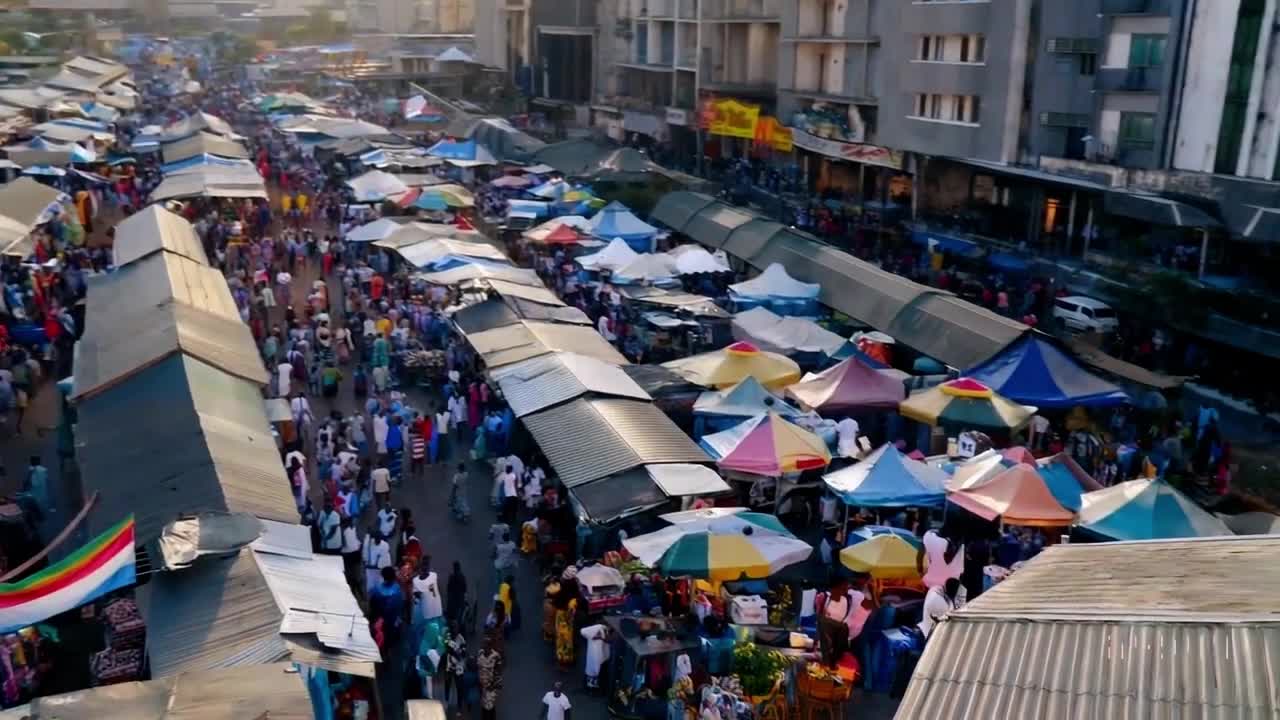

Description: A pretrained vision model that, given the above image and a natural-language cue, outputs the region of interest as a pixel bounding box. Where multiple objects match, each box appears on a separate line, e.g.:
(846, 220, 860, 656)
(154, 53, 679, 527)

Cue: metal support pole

(1066, 190, 1078, 256)
(1082, 204, 1094, 259)
(1199, 228, 1209, 279)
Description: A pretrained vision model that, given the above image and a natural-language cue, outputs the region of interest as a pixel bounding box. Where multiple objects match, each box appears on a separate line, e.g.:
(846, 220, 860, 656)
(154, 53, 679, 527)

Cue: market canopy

(785, 356, 906, 413)
(693, 376, 803, 420)
(426, 138, 497, 166)
(161, 131, 249, 164)
(701, 412, 831, 477)
(665, 341, 801, 391)
(645, 464, 731, 497)
(614, 252, 678, 284)
(900, 377, 1035, 433)
(522, 215, 593, 242)
(948, 464, 1075, 526)
(588, 201, 659, 246)
(345, 217, 403, 242)
(672, 245, 731, 275)
(393, 238, 511, 269)
(149, 166, 266, 201)
(730, 262, 820, 300)
(1077, 478, 1233, 541)
(824, 443, 949, 508)
(732, 306, 845, 356)
(415, 263, 542, 288)
(964, 334, 1129, 408)
(0, 177, 66, 255)
(345, 169, 409, 202)
(577, 237, 640, 271)
(1036, 452, 1104, 512)
(490, 351, 650, 417)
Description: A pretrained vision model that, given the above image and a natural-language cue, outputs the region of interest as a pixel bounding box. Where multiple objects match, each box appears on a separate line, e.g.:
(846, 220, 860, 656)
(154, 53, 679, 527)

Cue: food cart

(604, 615, 702, 719)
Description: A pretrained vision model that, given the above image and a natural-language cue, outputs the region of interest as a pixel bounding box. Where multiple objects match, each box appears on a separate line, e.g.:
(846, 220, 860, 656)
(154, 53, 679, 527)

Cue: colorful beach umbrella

(624, 512, 811, 581)
(663, 341, 802, 391)
(899, 377, 1036, 433)
(839, 529, 922, 578)
(413, 192, 450, 211)
(1077, 479, 1233, 541)
(701, 412, 831, 477)
(948, 464, 1075, 527)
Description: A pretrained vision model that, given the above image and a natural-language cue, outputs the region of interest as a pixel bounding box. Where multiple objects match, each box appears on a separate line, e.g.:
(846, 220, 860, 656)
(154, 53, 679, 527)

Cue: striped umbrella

(700, 412, 831, 477)
(624, 512, 811, 581)
(900, 377, 1036, 433)
(839, 527, 922, 578)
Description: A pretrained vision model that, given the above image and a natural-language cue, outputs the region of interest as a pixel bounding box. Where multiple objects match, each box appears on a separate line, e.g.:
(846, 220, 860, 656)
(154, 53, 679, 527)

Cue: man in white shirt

(376, 502, 398, 539)
(277, 362, 293, 398)
(319, 500, 343, 555)
(496, 464, 518, 524)
(362, 531, 392, 596)
(596, 313, 616, 343)
(918, 578, 963, 639)
(412, 556, 443, 623)
(340, 517, 362, 590)
(835, 417, 860, 458)
(541, 681, 572, 720)
(373, 412, 390, 457)
(434, 408, 450, 463)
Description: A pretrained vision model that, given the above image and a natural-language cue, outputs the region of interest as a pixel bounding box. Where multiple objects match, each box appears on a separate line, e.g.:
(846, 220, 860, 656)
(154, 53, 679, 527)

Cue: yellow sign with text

(708, 99, 760, 139)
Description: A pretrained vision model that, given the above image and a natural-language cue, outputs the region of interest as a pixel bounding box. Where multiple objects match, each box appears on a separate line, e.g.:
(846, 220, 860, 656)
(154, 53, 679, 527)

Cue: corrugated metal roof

(73, 253, 265, 400)
(111, 205, 210, 267)
(464, 321, 627, 368)
(525, 322, 629, 365)
(504, 296, 591, 325)
(491, 351, 650, 417)
(0, 177, 65, 229)
(453, 298, 520, 334)
(162, 131, 250, 163)
(139, 549, 289, 678)
(900, 619, 1280, 720)
(20, 663, 312, 720)
(77, 354, 298, 545)
(955, 536, 1280, 622)
(522, 398, 708, 487)
(895, 536, 1280, 720)
(570, 469, 669, 523)
(483, 278, 565, 306)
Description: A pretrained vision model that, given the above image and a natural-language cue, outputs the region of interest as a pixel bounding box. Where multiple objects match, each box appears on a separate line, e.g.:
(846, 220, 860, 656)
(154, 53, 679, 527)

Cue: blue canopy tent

(1076, 478, 1233, 541)
(426, 138, 497, 165)
(588, 201, 659, 253)
(1035, 453, 1103, 512)
(965, 334, 1129, 408)
(692, 376, 804, 438)
(827, 341, 888, 369)
(823, 443, 949, 508)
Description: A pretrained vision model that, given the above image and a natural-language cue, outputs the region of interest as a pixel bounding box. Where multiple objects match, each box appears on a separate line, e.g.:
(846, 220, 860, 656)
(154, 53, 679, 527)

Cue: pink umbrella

(1001, 446, 1037, 465)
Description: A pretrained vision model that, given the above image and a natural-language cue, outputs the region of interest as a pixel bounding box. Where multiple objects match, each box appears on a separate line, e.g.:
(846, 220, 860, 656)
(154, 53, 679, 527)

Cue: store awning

(1105, 191, 1221, 229)
(570, 470, 668, 523)
(522, 398, 710, 487)
(1223, 204, 1280, 244)
(651, 191, 719, 232)
(646, 464, 731, 497)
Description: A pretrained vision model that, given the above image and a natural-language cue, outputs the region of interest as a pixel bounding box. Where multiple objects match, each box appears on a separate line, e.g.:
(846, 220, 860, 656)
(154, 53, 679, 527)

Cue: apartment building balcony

(676, 47, 698, 69)
(783, 87, 877, 106)
(1100, 0, 1171, 14)
(700, 78, 777, 99)
(638, 0, 675, 19)
(1096, 66, 1161, 93)
(702, 0, 780, 22)
(1045, 37, 1099, 54)
(677, 0, 698, 19)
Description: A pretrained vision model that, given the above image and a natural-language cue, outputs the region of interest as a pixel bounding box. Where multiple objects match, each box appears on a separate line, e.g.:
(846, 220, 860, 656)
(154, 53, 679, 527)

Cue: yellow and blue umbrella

(900, 377, 1035, 433)
(839, 526, 922, 578)
(623, 512, 811, 581)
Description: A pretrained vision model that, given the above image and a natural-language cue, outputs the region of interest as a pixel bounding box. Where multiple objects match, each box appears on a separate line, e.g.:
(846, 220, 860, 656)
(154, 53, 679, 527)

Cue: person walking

(318, 499, 342, 555)
(476, 637, 503, 720)
(340, 516, 362, 595)
(362, 530, 392, 597)
(541, 681, 572, 720)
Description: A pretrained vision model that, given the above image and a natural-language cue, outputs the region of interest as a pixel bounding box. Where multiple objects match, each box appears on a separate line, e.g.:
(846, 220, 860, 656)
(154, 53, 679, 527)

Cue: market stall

(664, 341, 802, 391)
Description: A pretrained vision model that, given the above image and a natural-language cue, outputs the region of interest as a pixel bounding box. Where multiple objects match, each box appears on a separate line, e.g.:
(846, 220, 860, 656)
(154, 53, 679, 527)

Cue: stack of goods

(91, 598, 144, 686)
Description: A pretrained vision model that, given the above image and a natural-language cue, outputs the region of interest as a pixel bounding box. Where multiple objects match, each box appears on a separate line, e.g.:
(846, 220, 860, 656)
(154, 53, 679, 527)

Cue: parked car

(1053, 296, 1119, 333)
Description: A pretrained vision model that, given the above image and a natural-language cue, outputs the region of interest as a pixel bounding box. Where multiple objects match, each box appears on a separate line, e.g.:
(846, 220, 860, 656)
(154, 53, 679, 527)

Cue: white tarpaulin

(646, 464, 731, 497)
(673, 246, 731, 274)
(614, 253, 678, 283)
(345, 217, 403, 242)
(732, 306, 845, 355)
(345, 170, 408, 202)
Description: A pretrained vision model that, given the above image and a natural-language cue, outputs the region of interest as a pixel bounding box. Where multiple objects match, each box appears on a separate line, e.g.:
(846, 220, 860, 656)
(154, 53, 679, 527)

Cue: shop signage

(707, 98, 760, 139)
(665, 108, 689, 126)
(790, 128, 904, 170)
(753, 116, 793, 153)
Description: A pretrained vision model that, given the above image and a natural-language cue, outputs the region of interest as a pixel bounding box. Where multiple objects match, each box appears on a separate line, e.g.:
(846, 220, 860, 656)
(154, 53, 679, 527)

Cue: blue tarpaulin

(1076, 478, 1233, 541)
(589, 201, 659, 252)
(987, 251, 1031, 273)
(426, 138, 497, 164)
(965, 335, 1129, 408)
(823, 444, 948, 508)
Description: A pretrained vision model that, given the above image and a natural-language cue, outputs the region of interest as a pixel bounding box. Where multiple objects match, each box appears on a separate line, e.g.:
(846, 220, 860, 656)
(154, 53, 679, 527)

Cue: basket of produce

(798, 663, 852, 702)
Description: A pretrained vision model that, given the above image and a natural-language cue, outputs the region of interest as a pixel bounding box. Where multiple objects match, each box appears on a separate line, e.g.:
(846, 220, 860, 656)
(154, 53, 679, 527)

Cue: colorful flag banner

(0, 516, 136, 633)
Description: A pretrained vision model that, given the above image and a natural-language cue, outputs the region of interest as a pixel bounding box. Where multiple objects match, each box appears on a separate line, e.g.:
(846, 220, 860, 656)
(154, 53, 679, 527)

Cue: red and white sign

(790, 129, 904, 170)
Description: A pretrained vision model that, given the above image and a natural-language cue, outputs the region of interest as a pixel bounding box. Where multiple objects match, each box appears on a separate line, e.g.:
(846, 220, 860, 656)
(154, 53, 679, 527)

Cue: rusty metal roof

(896, 536, 1280, 720)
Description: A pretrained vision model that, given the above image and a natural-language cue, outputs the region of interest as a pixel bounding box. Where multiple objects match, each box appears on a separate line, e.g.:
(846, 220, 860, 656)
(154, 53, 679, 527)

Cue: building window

(1118, 112, 1155, 149)
(1079, 53, 1096, 76)
(1215, 0, 1264, 175)
(917, 33, 984, 63)
(1128, 34, 1166, 68)
(912, 93, 979, 124)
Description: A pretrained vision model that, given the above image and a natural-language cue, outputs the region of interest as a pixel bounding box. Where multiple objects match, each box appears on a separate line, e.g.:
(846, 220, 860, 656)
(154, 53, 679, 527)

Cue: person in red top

(370, 274, 385, 301)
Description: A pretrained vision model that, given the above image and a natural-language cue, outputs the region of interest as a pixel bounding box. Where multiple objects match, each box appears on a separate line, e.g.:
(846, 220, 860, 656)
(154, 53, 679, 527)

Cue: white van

(1053, 295, 1119, 333)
